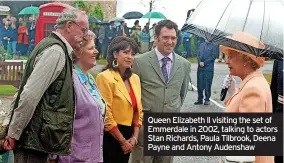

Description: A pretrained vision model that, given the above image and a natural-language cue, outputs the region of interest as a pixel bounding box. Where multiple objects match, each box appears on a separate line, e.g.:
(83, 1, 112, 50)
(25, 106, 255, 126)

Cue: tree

(74, 0, 88, 8)
(93, 3, 104, 21)
(73, 1, 104, 22)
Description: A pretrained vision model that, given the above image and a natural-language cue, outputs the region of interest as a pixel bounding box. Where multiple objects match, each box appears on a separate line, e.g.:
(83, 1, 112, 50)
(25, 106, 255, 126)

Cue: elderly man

(2, 6, 89, 163)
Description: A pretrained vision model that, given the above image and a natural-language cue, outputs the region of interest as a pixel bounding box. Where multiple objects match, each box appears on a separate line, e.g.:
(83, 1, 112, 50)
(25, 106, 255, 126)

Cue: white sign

(0, 6, 10, 12)
(43, 12, 61, 17)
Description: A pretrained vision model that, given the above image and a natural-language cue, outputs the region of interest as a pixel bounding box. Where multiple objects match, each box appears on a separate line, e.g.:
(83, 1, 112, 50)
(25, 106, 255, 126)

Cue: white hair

(55, 7, 87, 28)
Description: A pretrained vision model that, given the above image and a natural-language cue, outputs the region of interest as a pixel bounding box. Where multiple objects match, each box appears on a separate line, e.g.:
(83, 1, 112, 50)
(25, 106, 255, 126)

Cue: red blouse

(109, 86, 140, 132)
(129, 86, 137, 111)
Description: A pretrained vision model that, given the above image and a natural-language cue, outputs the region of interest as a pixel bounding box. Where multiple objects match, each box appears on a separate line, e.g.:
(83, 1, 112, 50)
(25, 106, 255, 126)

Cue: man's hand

(199, 62, 205, 67)
(3, 136, 16, 150)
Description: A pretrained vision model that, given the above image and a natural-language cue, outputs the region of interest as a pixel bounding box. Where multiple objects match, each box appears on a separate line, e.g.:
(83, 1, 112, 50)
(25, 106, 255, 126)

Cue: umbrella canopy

(109, 17, 124, 22)
(18, 6, 39, 15)
(181, 0, 284, 60)
(142, 12, 166, 19)
(123, 11, 143, 19)
(99, 21, 110, 25)
(88, 16, 101, 24)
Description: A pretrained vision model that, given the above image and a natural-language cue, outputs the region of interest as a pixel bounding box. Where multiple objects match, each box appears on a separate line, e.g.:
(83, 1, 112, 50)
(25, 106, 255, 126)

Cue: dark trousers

(14, 148, 48, 163)
(275, 156, 283, 163)
(149, 41, 154, 51)
(103, 125, 133, 163)
(102, 40, 109, 58)
(197, 69, 214, 102)
(2, 40, 8, 51)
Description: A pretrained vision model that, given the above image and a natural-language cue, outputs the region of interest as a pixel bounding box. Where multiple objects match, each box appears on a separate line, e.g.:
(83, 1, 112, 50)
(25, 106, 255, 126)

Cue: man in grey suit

(131, 20, 191, 163)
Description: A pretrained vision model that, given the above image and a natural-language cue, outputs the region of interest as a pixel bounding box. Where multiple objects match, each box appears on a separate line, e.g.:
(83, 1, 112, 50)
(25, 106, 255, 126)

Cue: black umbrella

(123, 11, 143, 19)
(98, 21, 110, 25)
(181, 0, 284, 101)
(181, 0, 283, 60)
(88, 16, 101, 24)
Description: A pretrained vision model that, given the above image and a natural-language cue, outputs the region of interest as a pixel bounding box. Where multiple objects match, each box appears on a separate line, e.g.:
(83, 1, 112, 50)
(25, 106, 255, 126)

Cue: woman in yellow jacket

(96, 36, 143, 163)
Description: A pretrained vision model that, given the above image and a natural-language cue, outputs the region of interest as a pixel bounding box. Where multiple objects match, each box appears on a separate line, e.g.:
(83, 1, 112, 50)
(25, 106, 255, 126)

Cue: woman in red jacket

(18, 22, 29, 56)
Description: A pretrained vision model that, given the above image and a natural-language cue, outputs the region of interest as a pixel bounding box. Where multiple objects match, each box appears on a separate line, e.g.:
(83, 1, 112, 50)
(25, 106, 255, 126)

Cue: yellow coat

(96, 69, 143, 131)
(225, 70, 273, 163)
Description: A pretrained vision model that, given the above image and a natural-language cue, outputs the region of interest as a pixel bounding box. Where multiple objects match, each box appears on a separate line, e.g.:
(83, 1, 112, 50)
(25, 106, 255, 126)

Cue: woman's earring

(112, 58, 118, 68)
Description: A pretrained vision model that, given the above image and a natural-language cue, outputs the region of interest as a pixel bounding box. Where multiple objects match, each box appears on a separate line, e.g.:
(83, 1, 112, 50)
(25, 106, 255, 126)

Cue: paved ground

(90, 61, 273, 163)
(0, 61, 273, 163)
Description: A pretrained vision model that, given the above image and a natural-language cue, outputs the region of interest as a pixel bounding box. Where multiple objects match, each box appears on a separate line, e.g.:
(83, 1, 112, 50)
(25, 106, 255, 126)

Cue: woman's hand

(128, 137, 136, 147)
(121, 140, 133, 154)
(222, 75, 236, 96)
(49, 160, 57, 163)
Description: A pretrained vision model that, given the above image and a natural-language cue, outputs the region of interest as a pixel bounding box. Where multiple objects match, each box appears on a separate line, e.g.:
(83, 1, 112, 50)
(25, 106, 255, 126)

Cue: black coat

(270, 60, 283, 112)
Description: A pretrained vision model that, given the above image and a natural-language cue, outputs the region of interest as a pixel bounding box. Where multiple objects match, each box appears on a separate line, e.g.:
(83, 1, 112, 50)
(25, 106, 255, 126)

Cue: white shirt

(155, 47, 173, 79)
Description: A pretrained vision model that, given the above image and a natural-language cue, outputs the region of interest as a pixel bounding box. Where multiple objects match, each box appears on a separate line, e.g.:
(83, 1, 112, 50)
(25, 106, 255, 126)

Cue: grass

(96, 59, 107, 65)
(187, 57, 198, 63)
(264, 74, 272, 84)
(0, 85, 16, 96)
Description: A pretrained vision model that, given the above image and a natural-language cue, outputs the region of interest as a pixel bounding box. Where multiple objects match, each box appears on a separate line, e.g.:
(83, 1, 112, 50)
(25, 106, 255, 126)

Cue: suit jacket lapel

(148, 50, 166, 83)
(111, 70, 132, 104)
(168, 53, 181, 83)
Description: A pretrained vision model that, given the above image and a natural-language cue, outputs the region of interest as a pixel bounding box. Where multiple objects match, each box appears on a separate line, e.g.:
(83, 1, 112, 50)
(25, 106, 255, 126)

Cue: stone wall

(97, 1, 117, 21)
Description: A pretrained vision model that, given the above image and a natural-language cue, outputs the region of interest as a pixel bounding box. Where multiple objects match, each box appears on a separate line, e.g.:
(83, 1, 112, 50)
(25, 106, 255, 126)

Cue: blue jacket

(10, 27, 18, 42)
(141, 32, 150, 42)
(1, 26, 12, 41)
(197, 42, 218, 71)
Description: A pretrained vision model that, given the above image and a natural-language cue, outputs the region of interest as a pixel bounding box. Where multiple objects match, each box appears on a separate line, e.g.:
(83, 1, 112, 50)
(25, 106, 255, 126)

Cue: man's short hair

(55, 7, 87, 28)
(154, 20, 178, 37)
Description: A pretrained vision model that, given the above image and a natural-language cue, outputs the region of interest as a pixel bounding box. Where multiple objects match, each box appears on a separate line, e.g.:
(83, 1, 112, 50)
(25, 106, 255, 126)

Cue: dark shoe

(204, 101, 210, 105)
(194, 101, 203, 105)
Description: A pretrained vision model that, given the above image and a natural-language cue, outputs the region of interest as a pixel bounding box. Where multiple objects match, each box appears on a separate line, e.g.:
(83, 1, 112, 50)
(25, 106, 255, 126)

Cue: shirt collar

(74, 65, 93, 84)
(155, 47, 173, 62)
(52, 31, 73, 55)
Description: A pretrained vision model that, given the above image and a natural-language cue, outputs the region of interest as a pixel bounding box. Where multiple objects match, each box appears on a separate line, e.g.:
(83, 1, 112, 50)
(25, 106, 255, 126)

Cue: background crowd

(0, 15, 36, 56)
(90, 19, 208, 60)
(0, 2, 282, 163)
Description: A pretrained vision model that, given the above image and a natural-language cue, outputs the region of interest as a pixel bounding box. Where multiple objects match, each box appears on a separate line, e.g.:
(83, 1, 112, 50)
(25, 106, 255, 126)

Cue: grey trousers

(130, 126, 173, 163)
(14, 148, 48, 163)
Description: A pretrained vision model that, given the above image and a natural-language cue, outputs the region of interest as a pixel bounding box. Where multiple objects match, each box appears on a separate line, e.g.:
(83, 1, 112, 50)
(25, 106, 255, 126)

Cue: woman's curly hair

(104, 36, 139, 81)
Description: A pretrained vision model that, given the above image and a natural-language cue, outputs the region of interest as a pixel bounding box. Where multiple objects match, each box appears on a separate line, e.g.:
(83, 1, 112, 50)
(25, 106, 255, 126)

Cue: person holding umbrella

(270, 59, 283, 163)
(221, 32, 274, 163)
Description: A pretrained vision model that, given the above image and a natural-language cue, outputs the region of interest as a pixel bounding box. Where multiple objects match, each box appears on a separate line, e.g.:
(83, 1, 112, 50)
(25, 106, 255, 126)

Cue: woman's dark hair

(104, 36, 139, 81)
(154, 19, 178, 37)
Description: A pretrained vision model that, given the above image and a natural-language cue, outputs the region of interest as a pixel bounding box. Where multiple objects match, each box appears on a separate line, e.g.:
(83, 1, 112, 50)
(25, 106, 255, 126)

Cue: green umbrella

(18, 6, 39, 15)
(142, 12, 166, 19)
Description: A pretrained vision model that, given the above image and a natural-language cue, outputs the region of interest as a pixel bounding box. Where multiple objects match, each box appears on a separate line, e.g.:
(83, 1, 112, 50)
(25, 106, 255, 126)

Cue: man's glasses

(72, 21, 88, 36)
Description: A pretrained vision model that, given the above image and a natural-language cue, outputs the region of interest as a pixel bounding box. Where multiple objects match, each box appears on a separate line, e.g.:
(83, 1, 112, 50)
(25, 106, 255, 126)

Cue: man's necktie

(161, 57, 170, 83)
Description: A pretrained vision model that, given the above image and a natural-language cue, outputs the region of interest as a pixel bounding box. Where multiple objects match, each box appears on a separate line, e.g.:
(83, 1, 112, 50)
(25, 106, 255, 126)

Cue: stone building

(96, 1, 117, 20)
(0, 0, 117, 21)
(51, 0, 117, 20)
